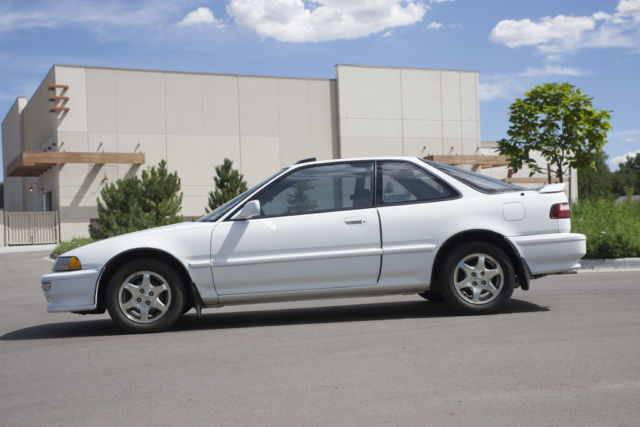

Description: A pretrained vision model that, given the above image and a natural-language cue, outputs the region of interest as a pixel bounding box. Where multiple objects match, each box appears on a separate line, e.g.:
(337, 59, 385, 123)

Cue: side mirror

(232, 200, 261, 220)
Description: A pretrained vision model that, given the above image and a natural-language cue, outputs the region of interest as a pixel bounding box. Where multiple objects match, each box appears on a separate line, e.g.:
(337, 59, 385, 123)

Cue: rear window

(421, 159, 524, 194)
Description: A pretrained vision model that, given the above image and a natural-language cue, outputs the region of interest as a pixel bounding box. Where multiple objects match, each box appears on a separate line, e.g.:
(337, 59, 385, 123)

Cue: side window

(378, 161, 457, 204)
(257, 163, 374, 217)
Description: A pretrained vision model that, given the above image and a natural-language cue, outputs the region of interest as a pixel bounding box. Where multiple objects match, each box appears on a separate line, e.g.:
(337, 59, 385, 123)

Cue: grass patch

(51, 237, 98, 258)
(572, 199, 640, 258)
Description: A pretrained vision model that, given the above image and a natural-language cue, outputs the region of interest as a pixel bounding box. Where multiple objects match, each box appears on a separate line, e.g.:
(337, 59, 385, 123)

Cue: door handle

(344, 216, 366, 225)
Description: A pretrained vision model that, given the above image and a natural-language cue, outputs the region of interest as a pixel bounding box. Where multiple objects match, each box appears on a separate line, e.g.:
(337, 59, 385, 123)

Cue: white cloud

(427, 21, 442, 29)
(519, 65, 587, 77)
(226, 0, 428, 42)
(609, 150, 640, 168)
(489, 0, 640, 56)
(179, 7, 224, 28)
(479, 65, 588, 101)
(609, 129, 640, 143)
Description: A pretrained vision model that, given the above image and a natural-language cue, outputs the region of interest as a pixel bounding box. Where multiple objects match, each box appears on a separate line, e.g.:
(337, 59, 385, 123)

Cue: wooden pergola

(6, 151, 146, 177)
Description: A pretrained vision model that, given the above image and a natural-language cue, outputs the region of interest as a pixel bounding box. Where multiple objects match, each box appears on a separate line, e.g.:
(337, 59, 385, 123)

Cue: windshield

(421, 159, 525, 193)
(199, 168, 287, 222)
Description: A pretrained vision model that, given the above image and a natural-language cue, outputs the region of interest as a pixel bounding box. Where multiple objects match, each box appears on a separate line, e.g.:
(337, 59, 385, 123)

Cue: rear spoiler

(538, 183, 566, 194)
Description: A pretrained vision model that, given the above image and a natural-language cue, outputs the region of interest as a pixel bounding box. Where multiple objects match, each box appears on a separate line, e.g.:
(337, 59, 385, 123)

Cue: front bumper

(41, 269, 100, 312)
(507, 233, 586, 276)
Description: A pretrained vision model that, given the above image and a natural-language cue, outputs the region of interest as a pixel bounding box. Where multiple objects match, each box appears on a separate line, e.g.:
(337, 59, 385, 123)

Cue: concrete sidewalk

(0, 244, 56, 254)
(579, 258, 640, 272)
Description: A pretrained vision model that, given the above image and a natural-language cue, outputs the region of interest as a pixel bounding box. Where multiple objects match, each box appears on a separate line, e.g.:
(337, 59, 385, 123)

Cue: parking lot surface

(1, 250, 639, 426)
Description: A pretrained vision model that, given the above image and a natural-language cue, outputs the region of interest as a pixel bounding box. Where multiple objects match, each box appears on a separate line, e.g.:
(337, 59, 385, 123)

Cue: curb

(579, 258, 640, 273)
(0, 244, 57, 254)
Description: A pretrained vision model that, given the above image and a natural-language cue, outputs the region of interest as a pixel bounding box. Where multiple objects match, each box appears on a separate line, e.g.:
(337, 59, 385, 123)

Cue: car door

(210, 161, 381, 295)
(375, 160, 460, 287)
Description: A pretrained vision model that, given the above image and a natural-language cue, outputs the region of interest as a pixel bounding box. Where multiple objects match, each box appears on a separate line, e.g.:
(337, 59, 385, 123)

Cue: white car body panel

(41, 156, 586, 315)
(507, 233, 586, 275)
(211, 208, 381, 295)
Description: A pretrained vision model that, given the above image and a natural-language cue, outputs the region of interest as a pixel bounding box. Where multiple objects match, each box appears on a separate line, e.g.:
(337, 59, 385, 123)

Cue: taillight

(550, 203, 570, 219)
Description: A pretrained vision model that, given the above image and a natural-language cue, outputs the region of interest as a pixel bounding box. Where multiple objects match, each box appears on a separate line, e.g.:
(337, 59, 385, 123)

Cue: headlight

(53, 256, 82, 272)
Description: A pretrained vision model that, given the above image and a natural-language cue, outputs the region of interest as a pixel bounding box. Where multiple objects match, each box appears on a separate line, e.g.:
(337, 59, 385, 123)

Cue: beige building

(3, 64, 562, 243)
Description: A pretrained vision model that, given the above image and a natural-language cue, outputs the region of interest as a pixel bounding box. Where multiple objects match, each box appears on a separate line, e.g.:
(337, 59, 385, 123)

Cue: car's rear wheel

(105, 258, 185, 333)
(440, 242, 514, 314)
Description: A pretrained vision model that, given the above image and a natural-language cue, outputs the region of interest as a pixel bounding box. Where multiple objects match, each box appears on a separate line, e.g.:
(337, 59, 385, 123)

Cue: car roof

(288, 156, 422, 169)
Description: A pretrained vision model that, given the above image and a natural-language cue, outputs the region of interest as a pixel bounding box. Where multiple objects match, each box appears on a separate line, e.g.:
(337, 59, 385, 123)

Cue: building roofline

(335, 64, 478, 73)
(53, 64, 336, 82)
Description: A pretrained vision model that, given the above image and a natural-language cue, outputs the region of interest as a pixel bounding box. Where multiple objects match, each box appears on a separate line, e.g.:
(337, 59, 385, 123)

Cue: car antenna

(294, 157, 316, 164)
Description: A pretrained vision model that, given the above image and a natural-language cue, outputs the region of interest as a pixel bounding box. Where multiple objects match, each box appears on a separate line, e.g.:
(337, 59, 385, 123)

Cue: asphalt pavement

(1, 251, 639, 427)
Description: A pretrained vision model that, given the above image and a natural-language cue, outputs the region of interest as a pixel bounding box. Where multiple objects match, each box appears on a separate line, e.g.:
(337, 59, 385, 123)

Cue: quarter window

(377, 161, 457, 204)
(257, 163, 374, 217)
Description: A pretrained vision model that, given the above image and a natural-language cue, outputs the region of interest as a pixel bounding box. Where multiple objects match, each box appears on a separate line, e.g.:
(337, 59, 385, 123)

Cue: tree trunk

(556, 161, 564, 183)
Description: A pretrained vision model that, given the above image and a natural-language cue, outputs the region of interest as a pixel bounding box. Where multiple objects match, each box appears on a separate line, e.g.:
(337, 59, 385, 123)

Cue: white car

(41, 157, 586, 333)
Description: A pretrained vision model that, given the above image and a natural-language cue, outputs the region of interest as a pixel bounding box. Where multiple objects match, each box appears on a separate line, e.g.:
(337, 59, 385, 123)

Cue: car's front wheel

(440, 242, 514, 314)
(105, 258, 185, 333)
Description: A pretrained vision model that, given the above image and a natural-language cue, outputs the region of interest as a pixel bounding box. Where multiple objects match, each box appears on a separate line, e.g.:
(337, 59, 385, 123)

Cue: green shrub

(51, 237, 97, 258)
(572, 199, 640, 258)
(90, 160, 183, 239)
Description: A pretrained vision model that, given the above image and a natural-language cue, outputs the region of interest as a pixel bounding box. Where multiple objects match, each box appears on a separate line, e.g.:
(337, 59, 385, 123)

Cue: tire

(418, 290, 444, 302)
(439, 241, 514, 314)
(105, 258, 185, 333)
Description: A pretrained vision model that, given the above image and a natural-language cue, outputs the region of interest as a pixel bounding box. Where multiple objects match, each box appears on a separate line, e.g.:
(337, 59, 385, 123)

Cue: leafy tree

(577, 151, 614, 199)
(498, 82, 612, 183)
(90, 160, 183, 239)
(613, 152, 640, 197)
(206, 158, 248, 213)
(286, 181, 317, 214)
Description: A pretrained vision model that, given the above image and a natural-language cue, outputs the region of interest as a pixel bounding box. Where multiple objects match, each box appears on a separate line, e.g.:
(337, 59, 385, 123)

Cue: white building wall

(0, 209, 4, 246)
(50, 65, 339, 239)
(335, 65, 480, 159)
(1, 97, 27, 212)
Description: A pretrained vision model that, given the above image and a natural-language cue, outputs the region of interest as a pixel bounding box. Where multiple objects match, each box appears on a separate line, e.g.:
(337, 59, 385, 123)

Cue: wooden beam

(49, 96, 70, 102)
(6, 151, 146, 177)
(49, 106, 70, 112)
(48, 84, 69, 90)
(424, 154, 510, 168)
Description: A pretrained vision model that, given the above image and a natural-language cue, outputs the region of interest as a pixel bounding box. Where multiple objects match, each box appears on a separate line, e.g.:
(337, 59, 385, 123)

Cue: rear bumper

(41, 269, 100, 312)
(507, 233, 586, 276)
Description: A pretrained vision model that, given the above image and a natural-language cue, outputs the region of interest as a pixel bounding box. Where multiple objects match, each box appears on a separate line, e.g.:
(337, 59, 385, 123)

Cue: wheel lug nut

(471, 273, 476, 277)
(140, 289, 144, 294)
(146, 300, 151, 305)
(149, 292, 154, 296)
(473, 281, 477, 285)
(136, 298, 141, 302)
(482, 281, 486, 284)
(481, 272, 485, 276)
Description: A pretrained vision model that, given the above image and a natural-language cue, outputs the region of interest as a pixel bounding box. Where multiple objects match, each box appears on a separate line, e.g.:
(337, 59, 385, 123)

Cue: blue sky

(1, 0, 639, 178)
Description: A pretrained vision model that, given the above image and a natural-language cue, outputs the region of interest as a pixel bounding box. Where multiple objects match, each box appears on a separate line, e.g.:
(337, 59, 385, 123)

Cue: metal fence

(3, 211, 59, 245)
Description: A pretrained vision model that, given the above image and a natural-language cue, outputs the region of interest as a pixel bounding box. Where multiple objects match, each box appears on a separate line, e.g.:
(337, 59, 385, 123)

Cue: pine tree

(140, 160, 183, 226)
(206, 158, 248, 213)
(90, 160, 183, 239)
(90, 176, 146, 239)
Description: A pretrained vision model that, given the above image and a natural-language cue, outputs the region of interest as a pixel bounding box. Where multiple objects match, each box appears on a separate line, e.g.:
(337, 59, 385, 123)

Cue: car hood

(61, 221, 214, 266)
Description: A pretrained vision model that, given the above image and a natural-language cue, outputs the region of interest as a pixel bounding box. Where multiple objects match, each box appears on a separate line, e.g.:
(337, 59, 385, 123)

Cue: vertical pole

(568, 172, 573, 207)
